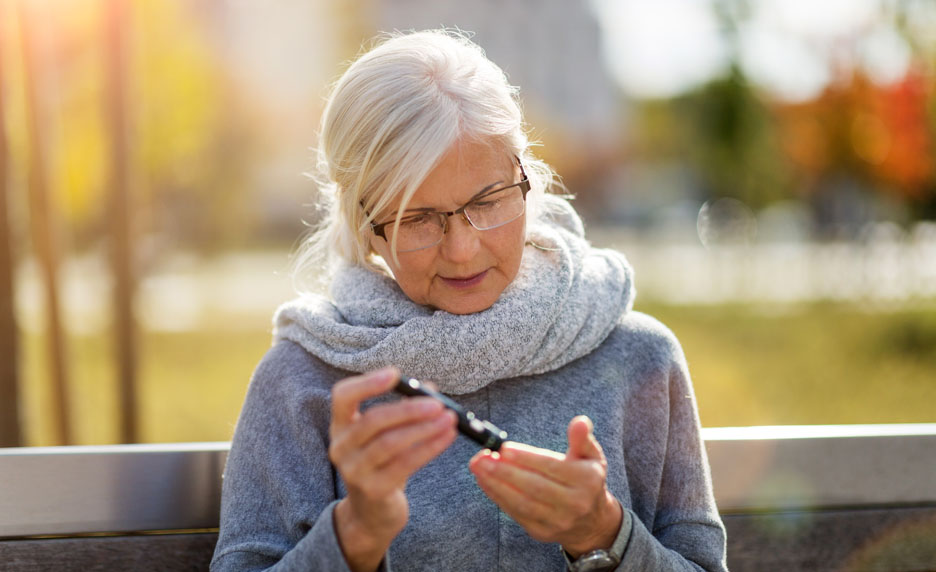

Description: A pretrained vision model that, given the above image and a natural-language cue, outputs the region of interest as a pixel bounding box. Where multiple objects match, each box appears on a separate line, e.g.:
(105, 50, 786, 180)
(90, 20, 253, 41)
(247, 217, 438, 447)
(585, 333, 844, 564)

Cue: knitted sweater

(210, 312, 727, 571)
(212, 197, 726, 570)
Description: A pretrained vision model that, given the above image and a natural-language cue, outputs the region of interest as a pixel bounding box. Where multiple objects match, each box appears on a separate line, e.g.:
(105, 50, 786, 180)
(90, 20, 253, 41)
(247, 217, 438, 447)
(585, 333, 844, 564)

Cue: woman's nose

(440, 213, 480, 262)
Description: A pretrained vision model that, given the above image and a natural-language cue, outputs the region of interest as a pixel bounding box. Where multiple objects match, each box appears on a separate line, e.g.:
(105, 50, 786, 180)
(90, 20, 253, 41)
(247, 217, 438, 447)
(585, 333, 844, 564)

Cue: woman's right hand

(329, 366, 457, 572)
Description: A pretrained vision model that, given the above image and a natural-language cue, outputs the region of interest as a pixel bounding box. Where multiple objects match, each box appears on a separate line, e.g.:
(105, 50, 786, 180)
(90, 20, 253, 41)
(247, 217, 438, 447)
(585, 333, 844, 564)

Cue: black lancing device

(394, 375, 507, 451)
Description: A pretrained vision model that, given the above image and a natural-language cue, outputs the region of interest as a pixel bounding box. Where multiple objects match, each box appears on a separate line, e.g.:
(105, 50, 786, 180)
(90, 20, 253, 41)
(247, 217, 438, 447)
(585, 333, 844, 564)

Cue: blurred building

(375, 0, 626, 155)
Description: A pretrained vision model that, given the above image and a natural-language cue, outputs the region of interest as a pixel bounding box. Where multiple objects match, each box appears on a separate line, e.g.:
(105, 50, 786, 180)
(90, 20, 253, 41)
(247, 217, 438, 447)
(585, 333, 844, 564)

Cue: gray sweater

(211, 311, 727, 571)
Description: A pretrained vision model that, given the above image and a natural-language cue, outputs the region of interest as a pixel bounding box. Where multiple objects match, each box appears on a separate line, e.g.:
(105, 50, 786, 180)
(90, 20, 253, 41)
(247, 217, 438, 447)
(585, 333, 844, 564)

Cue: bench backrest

(2, 425, 935, 571)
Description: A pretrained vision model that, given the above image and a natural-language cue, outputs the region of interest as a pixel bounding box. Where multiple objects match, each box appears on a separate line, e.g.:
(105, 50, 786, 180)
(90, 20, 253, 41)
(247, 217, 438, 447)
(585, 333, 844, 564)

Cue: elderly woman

(211, 30, 726, 572)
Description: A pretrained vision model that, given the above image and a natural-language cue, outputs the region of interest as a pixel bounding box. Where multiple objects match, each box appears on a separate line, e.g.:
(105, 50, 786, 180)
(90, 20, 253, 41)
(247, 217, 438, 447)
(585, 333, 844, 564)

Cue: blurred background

(1, 0, 934, 446)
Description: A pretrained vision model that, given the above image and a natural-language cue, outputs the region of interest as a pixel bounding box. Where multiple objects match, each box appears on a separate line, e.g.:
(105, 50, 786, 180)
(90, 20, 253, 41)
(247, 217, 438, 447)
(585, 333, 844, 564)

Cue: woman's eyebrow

(399, 180, 507, 215)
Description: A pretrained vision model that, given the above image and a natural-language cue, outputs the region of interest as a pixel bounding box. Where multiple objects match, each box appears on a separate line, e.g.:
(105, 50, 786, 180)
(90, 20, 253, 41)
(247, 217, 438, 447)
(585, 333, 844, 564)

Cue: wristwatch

(564, 509, 631, 572)
(567, 549, 618, 572)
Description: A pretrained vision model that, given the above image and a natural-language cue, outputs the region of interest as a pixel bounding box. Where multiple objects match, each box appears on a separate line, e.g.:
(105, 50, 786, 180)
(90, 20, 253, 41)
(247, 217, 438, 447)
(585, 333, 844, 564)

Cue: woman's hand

(469, 415, 623, 558)
(329, 367, 457, 572)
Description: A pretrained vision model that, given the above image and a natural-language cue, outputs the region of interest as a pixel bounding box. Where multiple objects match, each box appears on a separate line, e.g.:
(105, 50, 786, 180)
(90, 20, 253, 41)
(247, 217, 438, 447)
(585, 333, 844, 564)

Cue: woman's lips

(440, 270, 488, 289)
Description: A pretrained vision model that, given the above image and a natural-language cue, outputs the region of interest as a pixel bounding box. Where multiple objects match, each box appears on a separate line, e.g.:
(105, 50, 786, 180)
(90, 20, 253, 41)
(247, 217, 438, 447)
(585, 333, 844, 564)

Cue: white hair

(293, 29, 562, 290)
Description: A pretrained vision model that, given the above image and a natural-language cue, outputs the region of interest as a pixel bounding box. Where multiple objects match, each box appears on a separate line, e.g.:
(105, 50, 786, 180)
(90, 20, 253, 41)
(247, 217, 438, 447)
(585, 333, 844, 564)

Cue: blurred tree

(628, 66, 795, 210)
(620, 0, 936, 229)
(104, 0, 138, 443)
(133, 0, 260, 252)
(0, 2, 22, 446)
(774, 68, 935, 223)
(18, 0, 72, 444)
(894, 0, 936, 219)
(2, 0, 267, 445)
(7, 0, 262, 253)
(857, 69, 933, 197)
(678, 66, 796, 209)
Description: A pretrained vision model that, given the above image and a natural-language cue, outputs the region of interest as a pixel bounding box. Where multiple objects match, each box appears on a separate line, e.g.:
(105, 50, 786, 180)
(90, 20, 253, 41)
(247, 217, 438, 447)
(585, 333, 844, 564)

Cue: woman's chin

(432, 291, 499, 315)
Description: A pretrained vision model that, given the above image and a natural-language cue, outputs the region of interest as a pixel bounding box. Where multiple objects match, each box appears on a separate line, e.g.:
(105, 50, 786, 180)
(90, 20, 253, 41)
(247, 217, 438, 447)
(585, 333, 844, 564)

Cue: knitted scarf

(272, 197, 635, 395)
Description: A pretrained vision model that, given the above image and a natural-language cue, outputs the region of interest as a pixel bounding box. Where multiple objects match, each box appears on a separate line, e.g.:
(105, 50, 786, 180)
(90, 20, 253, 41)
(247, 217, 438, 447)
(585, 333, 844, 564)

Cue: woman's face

(368, 139, 526, 315)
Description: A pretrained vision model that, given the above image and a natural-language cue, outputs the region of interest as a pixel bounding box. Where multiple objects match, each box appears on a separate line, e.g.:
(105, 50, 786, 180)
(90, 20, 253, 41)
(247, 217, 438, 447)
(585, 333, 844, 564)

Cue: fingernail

(433, 409, 455, 425)
(375, 366, 398, 384)
(471, 451, 492, 469)
(476, 456, 494, 474)
(417, 399, 443, 414)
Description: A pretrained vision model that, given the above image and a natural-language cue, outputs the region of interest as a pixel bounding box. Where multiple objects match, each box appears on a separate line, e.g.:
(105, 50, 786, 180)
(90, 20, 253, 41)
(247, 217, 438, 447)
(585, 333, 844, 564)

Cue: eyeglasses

(370, 161, 531, 253)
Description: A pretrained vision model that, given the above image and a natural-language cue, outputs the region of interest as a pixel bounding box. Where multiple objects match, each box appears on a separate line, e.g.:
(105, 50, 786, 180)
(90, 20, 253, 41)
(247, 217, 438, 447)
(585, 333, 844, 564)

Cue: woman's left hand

(468, 415, 623, 557)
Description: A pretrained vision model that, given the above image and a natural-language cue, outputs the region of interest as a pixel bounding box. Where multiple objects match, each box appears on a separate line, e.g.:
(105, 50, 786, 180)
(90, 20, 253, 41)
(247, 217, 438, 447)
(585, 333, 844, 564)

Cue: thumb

(566, 415, 604, 461)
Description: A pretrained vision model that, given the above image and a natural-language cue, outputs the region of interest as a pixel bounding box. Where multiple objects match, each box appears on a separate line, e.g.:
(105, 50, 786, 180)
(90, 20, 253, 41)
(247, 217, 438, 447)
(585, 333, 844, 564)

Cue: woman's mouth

(440, 270, 488, 289)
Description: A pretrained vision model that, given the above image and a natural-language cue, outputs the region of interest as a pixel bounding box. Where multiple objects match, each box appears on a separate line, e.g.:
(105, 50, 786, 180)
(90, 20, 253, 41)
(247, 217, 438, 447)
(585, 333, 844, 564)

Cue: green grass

(17, 301, 936, 446)
(639, 301, 936, 427)
(20, 326, 271, 445)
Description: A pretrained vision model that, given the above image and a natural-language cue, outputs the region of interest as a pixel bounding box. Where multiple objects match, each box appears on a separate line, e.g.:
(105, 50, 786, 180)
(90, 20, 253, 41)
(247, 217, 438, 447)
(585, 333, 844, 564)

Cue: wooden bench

(706, 425, 936, 571)
(1, 425, 934, 571)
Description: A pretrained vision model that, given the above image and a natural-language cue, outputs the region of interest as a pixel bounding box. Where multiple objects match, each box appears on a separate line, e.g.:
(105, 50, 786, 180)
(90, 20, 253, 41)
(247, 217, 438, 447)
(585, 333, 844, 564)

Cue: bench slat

(0, 533, 218, 572)
(2, 507, 934, 572)
(724, 505, 936, 572)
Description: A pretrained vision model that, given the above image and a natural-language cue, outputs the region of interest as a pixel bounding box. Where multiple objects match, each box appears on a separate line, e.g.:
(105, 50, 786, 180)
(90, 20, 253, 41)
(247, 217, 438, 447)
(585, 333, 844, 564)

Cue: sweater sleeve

(210, 342, 388, 572)
(615, 326, 728, 572)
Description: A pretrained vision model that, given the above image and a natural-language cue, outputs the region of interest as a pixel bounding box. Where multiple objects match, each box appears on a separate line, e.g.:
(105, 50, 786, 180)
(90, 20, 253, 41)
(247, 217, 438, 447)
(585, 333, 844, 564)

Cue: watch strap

(563, 506, 633, 571)
(608, 507, 632, 562)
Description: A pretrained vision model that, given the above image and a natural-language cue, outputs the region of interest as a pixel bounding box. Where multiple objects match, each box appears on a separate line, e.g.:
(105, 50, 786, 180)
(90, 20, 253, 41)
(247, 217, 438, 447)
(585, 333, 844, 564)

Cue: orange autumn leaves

(777, 67, 934, 199)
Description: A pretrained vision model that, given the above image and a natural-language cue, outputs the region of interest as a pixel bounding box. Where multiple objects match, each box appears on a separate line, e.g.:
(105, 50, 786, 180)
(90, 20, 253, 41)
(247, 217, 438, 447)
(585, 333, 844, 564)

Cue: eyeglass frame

(368, 157, 531, 250)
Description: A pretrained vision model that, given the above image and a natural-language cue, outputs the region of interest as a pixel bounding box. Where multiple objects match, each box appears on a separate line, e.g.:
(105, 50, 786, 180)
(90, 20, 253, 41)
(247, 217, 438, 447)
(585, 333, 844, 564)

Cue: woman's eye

(473, 194, 504, 209)
(400, 214, 433, 227)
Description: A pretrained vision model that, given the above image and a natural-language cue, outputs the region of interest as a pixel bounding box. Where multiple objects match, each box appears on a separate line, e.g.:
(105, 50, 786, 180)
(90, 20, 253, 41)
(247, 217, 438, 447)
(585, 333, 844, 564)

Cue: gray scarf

(273, 197, 635, 394)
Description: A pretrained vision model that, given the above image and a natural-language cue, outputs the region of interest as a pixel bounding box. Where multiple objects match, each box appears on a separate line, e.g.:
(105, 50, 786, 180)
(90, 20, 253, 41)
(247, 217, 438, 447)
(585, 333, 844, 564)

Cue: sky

(591, 0, 930, 101)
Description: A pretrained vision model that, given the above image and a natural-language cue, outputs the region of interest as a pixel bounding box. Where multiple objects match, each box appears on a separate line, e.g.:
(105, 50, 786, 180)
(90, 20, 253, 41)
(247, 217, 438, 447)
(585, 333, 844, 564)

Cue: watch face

(572, 550, 618, 572)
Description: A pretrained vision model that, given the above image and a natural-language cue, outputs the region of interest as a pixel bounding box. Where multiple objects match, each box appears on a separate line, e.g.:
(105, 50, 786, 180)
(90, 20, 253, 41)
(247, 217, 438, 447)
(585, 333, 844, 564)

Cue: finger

(357, 412, 458, 493)
(330, 397, 445, 463)
(470, 455, 555, 530)
(471, 453, 529, 503)
(497, 442, 581, 486)
(354, 397, 445, 448)
(331, 367, 399, 427)
(472, 451, 569, 506)
(350, 409, 456, 476)
(499, 441, 564, 464)
(566, 415, 605, 462)
(469, 448, 490, 466)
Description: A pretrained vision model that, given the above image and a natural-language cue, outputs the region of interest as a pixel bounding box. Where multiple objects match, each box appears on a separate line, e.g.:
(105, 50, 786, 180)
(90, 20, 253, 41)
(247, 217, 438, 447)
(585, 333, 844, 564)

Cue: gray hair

(294, 29, 561, 289)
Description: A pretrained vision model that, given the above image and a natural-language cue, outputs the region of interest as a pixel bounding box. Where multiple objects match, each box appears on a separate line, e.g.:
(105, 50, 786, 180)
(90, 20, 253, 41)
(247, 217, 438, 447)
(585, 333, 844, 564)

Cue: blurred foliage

(774, 70, 934, 198)
(879, 312, 936, 360)
(132, 0, 263, 252)
(621, 0, 936, 233)
(5, 1, 936, 447)
(2, 0, 263, 252)
(630, 66, 796, 210)
(629, 66, 935, 221)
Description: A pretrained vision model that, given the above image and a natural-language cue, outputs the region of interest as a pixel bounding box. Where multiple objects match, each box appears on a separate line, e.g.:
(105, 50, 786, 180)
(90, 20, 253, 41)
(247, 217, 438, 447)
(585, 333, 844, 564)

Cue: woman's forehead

(402, 141, 515, 209)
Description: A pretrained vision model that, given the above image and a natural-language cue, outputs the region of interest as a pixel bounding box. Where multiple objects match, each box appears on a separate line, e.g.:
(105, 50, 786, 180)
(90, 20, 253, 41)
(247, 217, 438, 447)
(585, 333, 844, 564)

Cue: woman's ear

(367, 232, 381, 256)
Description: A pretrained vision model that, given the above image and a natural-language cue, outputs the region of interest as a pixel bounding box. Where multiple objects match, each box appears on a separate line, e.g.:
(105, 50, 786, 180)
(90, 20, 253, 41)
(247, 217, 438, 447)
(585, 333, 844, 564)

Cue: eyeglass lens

(386, 184, 526, 252)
